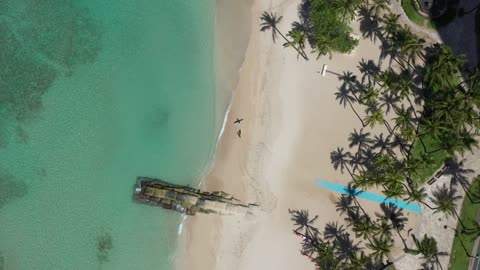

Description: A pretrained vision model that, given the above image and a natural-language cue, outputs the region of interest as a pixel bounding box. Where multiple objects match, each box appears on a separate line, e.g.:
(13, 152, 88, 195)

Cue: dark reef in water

(0, 0, 102, 147)
(0, 173, 27, 208)
(96, 229, 113, 264)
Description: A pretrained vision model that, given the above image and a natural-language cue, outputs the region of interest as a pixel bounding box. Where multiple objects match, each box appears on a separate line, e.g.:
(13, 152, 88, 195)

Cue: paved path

(390, 0, 442, 43)
(391, 0, 479, 67)
(394, 149, 480, 269)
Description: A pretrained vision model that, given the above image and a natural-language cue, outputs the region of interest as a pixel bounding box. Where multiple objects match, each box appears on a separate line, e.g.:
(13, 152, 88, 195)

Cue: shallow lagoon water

(0, 0, 216, 269)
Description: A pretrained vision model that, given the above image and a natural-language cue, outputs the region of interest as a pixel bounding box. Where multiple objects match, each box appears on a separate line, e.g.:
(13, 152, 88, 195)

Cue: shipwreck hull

(133, 177, 256, 216)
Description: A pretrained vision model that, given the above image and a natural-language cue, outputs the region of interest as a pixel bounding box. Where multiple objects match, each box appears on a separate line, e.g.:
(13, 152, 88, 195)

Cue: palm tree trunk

(345, 164, 356, 180)
(383, 120, 394, 135)
(405, 96, 420, 122)
(348, 100, 366, 127)
(397, 228, 408, 250)
(274, 27, 309, 60)
(454, 208, 467, 230)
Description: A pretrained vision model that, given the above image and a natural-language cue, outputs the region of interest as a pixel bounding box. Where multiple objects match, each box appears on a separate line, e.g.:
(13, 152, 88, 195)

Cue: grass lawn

(410, 135, 448, 183)
(402, 0, 459, 29)
(448, 176, 480, 270)
(401, 0, 427, 26)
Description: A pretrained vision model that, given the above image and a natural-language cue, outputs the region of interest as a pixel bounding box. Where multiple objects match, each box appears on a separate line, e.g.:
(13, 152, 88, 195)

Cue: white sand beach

(176, 0, 424, 269)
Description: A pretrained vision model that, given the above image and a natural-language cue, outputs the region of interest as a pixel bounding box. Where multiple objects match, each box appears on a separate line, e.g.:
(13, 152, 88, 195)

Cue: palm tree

(352, 214, 375, 243)
(406, 234, 444, 266)
(382, 181, 407, 199)
(366, 236, 392, 261)
(330, 147, 355, 178)
(312, 240, 343, 269)
(424, 44, 464, 90)
(353, 173, 372, 191)
(419, 118, 446, 143)
(431, 184, 465, 229)
(380, 13, 400, 39)
(285, 25, 309, 59)
(369, 0, 390, 17)
(349, 251, 371, 269)
(403, 157, 424, 181)
(404, 34, 425, 65)
(406, 183, 433, 209)
(359, 86, 380, 106)
(313, 36, 334, 59)
(393, 105, 415, 133)
(334, 0, 362, 22)
(364, 104, 385, 128)
(260, 11, 308, 60)
(289, 209, 319, 236)
(373, 218, 394, 239)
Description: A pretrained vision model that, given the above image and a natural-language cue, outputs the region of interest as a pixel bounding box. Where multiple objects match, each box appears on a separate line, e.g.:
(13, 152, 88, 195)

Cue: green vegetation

(307, 0, 359, 57)
(410, 135, 448, 183)
(260, 0, 480, 268)
(402, 0, 459, 29)
(260, 0, 360, 59)
(402, 0, 427, 26)
(448, 176, 480, 270)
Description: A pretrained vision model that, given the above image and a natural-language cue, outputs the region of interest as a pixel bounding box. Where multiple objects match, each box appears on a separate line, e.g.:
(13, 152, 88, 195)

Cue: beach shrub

(306, 0, 359, 57)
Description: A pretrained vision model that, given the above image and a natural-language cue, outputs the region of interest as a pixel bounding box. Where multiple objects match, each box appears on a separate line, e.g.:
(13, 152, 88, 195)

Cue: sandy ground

(176, 0, 423, 269)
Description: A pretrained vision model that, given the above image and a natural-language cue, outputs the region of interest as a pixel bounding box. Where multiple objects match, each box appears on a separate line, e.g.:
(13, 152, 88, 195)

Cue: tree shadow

(297, 0, 315, 45)
(357, 5, 382, 44)
(358, 59, 382, 86)
(289, 209, 319, 236)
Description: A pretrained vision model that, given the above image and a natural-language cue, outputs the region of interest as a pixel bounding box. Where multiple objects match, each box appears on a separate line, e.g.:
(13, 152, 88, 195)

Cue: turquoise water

(315, 180, 422, 212)
(0, 0, 217, 269)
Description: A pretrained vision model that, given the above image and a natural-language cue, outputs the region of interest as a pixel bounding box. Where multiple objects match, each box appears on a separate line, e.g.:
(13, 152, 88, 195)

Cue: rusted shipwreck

(133, 176, 257, 215)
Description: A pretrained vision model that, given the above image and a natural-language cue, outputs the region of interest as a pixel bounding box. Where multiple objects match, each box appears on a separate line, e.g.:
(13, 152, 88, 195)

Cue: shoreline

(174, 0, 254, 269)
(177, 0, 424, 269)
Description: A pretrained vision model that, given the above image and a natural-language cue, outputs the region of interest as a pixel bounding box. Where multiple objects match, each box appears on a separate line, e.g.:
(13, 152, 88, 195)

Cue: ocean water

(0, 0, 216, 269)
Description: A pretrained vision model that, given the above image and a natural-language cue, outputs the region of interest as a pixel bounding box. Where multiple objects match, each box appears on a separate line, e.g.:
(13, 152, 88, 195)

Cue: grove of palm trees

(260, 0, 480, 269)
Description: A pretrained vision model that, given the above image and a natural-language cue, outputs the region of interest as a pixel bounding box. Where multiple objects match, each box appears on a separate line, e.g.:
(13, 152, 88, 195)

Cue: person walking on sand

(234, 118, 243, 124)
(237, 129, 241, 138)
